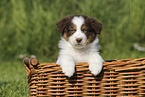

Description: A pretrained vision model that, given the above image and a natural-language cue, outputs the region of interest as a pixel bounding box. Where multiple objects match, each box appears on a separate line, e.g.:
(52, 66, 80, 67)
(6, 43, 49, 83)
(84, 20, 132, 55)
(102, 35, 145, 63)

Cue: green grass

(0, 61, 28, 97)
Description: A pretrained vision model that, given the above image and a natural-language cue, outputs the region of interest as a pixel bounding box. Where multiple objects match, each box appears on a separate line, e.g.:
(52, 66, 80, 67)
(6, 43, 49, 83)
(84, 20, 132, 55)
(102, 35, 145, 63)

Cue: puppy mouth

(75, 44, 82, 47)
(74, 43, 86, 48)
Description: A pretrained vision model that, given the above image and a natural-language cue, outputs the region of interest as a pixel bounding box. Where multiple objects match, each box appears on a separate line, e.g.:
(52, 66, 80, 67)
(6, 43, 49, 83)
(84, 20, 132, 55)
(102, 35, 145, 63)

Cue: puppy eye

(71, 29, 76, 32)
(83, 29, 87, 33)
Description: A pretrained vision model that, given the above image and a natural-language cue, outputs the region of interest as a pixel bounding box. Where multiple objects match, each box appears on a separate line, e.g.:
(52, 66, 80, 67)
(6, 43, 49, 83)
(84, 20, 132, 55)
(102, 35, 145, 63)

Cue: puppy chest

(71, 51, 89, 63)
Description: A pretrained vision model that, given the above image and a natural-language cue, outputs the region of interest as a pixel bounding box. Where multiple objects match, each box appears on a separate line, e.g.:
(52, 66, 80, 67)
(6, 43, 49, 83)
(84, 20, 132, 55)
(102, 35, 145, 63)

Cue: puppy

(56, 15, 104, 77)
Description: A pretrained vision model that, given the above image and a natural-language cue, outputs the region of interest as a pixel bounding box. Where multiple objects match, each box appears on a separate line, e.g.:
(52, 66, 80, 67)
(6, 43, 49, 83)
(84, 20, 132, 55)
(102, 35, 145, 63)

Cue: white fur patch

(69, 16, 87, 49)
(72, 16, 85, 30)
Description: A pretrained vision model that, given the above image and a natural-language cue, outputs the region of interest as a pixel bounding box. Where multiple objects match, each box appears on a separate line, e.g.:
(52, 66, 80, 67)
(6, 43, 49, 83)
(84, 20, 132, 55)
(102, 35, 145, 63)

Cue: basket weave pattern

(24, 58, 145, 97)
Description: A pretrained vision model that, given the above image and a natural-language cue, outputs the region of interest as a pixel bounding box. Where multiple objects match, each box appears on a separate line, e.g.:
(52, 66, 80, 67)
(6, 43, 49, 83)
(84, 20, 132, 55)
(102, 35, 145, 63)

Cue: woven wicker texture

(23, 58, 145, 97)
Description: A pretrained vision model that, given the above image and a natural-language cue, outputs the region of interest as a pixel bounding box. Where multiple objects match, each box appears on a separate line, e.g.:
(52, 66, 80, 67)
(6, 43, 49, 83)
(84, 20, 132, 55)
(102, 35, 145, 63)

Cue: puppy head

(56, 15, 103, 49)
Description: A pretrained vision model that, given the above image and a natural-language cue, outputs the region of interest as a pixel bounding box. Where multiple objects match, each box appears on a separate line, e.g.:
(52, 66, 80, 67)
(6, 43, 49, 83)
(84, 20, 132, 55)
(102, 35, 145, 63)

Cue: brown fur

(84, 16, 103, 43)
(56, 16, 73, 33)
(56, 16, 74, 40)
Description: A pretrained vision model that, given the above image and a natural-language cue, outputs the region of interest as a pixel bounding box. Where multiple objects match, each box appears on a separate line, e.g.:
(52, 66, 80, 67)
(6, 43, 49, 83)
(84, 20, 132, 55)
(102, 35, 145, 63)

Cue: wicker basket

(23, 57, 145, 97)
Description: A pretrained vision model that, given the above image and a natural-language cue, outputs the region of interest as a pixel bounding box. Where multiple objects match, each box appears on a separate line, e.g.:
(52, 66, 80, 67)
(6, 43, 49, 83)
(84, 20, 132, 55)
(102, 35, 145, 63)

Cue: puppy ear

(56, 16, 73, 33)
(86, 17, 103, 34)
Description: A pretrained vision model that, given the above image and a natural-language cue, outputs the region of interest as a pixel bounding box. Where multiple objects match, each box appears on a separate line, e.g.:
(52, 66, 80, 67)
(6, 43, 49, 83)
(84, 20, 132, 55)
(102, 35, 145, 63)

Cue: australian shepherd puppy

(56, 15, 104, 77)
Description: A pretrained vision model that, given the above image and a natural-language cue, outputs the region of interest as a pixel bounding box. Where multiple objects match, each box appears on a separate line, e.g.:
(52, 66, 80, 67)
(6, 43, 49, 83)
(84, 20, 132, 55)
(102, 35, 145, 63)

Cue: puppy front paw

(57, 55, 75, 77)
(60, 61, 75, 77)
(89, 63, 103, 76)
(62, 66, 75, 77)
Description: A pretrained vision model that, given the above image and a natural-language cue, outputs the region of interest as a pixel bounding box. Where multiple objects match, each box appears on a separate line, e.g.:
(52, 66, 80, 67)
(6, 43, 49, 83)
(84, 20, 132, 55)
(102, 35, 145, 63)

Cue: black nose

(76, 38, 82, 43)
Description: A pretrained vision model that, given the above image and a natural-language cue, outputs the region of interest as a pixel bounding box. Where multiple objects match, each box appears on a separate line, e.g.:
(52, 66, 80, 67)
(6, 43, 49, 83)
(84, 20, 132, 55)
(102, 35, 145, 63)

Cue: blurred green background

(0, 0, 144, 96)
(0, 0, 145, 62)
